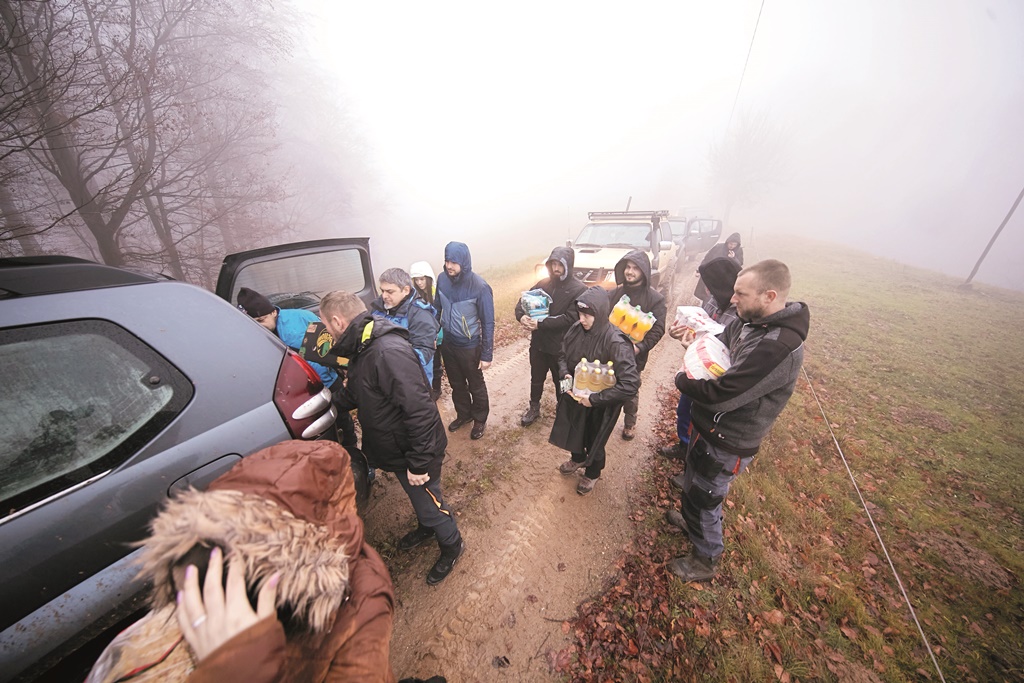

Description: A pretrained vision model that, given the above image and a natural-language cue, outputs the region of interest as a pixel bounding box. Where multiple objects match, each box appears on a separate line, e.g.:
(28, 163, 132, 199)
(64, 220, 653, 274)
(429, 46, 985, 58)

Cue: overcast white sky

(296, 0, 1024, 290)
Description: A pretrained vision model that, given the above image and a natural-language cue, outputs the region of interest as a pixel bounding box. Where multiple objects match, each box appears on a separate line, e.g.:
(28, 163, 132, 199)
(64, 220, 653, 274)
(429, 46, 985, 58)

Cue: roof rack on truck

(587, 210, 670, 221)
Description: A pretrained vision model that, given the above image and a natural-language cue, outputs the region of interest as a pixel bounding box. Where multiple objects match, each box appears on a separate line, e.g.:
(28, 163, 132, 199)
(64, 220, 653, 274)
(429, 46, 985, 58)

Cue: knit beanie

(237, 287, 275, 318)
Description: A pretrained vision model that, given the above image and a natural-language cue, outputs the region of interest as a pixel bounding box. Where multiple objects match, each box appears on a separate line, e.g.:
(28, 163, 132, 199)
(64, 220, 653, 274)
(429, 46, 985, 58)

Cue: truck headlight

(535, 264, 548, 280)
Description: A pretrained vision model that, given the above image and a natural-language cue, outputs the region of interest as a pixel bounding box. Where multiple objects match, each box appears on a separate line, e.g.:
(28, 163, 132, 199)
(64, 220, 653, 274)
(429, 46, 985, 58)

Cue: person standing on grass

(606, 250, 667, 441)
(515, 246, 587, 427)
(321, 291, 465, 585)
(549, 287, 639, 496)
(436, 241, 495, 440)
(667, 259, 809, 582)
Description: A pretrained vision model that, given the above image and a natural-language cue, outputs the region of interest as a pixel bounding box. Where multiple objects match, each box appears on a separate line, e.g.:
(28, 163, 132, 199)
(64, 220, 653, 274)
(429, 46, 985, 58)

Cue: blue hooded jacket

(436, 242, 495, 362)
(276, 307, 337, 388)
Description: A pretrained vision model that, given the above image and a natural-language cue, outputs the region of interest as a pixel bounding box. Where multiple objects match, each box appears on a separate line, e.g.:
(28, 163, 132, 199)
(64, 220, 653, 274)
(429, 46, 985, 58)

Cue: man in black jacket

(668, 260, 809, 582)
(514, 246, 587, 426)
(320, 291, 464, 585)
(607, 250, 667, 440)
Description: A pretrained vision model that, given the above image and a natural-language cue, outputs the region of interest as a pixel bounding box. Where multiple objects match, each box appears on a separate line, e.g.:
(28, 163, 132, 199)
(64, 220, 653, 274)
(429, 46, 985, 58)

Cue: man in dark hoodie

(668, 259, 809, 583)
(436, 241, 495, 440)
(321, 291, 465, 586)
(694, 232, 743, 303)
(607, 250, 668, 440)
(514, 246, 587, 426)
(549, 287, 640, 495)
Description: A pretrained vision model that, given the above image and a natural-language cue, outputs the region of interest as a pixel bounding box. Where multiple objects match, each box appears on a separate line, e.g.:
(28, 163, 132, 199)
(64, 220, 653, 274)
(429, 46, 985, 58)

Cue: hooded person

(85, 440, 396, 683)
(694, 232, 743, 302)
(548, 286, 640, 496)
(410, 261, 444, 399)
(606, 250, 668, 440)
(436, 242, 495, 440)
(661, 256, 742, 462)
(514, 246, 587, 426)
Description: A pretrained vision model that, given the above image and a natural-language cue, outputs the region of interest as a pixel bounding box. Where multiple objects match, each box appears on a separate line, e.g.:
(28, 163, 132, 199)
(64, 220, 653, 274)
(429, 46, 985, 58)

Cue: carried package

(609, 295, 657, 343)
(521, 288, 553, 320)
(681, 334, 731, 381)
(674, 306, 725, 336)
(571, 357, 616, 399)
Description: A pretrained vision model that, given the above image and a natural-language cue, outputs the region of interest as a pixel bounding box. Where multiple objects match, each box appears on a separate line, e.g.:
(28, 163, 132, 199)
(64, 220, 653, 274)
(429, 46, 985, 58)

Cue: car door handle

(168, 455, 241, 495)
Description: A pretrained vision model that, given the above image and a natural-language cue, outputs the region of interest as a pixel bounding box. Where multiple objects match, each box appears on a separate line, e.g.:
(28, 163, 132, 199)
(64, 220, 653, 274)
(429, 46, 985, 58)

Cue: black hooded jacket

(702, 232, 744, 266)
(330, 312, 447, 476)
(549, 287, 640, 462)
(607, 250, 667, 372)
(514, 246, 587, 355)
(699, 256, 741, 310)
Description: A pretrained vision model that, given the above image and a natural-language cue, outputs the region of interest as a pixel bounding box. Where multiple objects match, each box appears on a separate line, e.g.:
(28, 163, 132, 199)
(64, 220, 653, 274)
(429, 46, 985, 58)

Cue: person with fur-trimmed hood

(607, 250, 668, 440)
(514, 246, 586, 427)
(85, 440, 395, 683)
(549, 286, 640, 496)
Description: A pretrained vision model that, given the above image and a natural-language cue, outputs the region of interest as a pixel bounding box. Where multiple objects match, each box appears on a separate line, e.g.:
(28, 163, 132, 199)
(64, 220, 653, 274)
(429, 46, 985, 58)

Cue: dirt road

(362, 272, 695, 682)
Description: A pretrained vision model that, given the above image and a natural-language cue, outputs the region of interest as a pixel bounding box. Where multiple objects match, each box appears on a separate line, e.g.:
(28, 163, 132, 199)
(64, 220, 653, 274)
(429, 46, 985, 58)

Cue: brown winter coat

(86, 440, 395, 683)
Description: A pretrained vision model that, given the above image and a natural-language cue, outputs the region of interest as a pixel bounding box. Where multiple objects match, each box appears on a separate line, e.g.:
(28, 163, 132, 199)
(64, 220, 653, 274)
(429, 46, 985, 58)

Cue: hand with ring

(176, 546, 280, 661)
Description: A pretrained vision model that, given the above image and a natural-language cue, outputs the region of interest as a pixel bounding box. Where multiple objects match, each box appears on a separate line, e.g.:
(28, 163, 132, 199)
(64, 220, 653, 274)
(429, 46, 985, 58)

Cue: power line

(801, 366, 948, 683)
(963, 182, 1024, 286)
(726, 0, 766, 134)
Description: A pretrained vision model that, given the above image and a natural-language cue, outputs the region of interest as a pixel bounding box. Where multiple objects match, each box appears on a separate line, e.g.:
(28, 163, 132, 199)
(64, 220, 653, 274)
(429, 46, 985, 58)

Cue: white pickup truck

(565, 210, 677, 290)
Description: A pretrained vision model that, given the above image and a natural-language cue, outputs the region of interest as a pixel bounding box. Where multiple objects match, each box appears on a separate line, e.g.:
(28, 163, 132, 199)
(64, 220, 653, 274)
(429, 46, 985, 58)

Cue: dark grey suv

(0, 241, 372, 682)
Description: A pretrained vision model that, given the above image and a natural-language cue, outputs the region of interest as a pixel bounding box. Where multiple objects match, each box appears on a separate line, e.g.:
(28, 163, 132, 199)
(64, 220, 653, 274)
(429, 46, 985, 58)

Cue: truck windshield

(575, 223, 650, 249)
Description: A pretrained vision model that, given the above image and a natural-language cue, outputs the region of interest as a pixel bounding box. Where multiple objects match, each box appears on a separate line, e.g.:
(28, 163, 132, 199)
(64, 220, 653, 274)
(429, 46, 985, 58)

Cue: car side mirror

(659, 240, 673, 251)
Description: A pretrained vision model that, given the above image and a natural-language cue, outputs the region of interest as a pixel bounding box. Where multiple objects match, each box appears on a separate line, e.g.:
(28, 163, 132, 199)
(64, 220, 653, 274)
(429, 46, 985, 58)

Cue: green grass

(544, 235, 1024, 682)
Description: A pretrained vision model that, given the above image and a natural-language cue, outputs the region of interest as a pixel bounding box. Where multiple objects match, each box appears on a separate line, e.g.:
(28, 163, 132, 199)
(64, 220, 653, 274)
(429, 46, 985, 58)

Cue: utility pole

(963, 183, 1024, 287)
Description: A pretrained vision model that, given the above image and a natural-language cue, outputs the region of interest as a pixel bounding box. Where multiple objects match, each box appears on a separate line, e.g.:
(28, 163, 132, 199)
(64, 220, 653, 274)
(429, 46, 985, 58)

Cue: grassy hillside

(532, 236, 1023, 682)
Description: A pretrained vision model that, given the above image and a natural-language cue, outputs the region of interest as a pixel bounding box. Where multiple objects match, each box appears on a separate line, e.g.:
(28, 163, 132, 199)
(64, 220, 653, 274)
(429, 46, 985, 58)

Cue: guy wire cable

(800, 365, 947, 683)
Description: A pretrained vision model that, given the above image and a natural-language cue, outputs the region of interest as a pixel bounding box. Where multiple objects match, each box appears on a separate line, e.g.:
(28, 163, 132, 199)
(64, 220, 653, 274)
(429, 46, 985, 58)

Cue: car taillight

(274, 350, 337, 439)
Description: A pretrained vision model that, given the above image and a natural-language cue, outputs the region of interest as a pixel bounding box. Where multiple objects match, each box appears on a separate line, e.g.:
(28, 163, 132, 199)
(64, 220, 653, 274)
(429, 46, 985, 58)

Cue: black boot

(667, 549, 719, 582)
(520, 401, 541, 426)
(426, 539, 465, 585)
(398, 524, 435, 551)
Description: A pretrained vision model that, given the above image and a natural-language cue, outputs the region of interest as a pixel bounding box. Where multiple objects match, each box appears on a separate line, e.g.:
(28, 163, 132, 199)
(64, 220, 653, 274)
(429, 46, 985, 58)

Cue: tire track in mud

(370, 272, 698, 682)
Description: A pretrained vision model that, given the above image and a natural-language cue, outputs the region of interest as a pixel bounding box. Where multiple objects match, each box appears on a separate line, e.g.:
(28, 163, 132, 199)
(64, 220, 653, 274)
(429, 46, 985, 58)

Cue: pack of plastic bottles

(609, 295, 656, 343)
(571, 357, 616, 399)
(520, 289, 552, 319)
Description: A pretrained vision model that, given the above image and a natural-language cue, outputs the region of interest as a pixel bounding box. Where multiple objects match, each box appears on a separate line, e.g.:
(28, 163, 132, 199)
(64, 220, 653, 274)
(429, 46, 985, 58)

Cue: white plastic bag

(681, 334, 731, 380)
(675, 306, 724, 336)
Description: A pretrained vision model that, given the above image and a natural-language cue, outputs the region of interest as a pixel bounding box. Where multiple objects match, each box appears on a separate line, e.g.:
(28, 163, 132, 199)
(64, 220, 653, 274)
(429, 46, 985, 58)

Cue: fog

(295, 0, 1024, 290)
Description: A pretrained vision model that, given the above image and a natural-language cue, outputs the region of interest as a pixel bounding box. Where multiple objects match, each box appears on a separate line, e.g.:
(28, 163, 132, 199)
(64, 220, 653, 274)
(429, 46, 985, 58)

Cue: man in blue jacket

(436, 242, 495, 440)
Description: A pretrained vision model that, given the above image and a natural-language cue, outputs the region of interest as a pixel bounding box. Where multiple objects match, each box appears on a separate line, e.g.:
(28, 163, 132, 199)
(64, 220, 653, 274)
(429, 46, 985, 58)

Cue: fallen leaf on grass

(840, 625, 859, 641)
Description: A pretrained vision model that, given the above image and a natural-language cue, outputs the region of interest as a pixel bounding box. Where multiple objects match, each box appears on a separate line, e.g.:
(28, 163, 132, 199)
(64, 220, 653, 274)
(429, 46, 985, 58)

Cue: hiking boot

(398, 524, 435, 552)
(669, 472, 686, 491)
(665, 509, 686, 530)
(426, 539, 465, 585)
(559, 459, 583, 475)
(667, 549, 719, 583)
(659, 442, 687, 460)
(470, 421, 486, 440)
(448, 416, 472, 432)
(576, 476, 598, 496)
(622, 425, 636, 441)
(520, 402, 541, 427)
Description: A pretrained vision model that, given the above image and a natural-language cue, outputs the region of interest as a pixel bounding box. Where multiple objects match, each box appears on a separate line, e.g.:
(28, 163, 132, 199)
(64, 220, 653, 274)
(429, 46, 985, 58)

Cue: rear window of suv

(0, 320, 192, 518)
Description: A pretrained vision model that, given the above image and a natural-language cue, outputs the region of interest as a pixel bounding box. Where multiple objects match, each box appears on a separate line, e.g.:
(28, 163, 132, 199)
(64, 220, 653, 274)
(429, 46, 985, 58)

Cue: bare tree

(707, 108, 790, 228)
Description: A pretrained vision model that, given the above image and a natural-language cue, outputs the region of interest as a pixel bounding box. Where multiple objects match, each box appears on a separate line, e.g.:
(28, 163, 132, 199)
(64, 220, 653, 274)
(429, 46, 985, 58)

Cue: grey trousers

(679, 435, 753, 558)
(395, 468, 462, 547)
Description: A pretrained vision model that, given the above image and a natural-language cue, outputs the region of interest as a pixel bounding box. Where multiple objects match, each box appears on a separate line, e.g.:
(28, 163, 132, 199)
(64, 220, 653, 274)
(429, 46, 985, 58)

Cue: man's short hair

(379, 267, 413, 291)
(741, 260, 791, 299)
(320, 291, 367, 323)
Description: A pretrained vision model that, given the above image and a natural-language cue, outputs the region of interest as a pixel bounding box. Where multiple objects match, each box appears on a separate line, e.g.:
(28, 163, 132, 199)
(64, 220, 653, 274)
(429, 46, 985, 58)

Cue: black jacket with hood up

(607, 250, 667, 372)
(514, 246, 587, 356)
(330, 312, 447, 476)
(549, 287, 640, 463)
